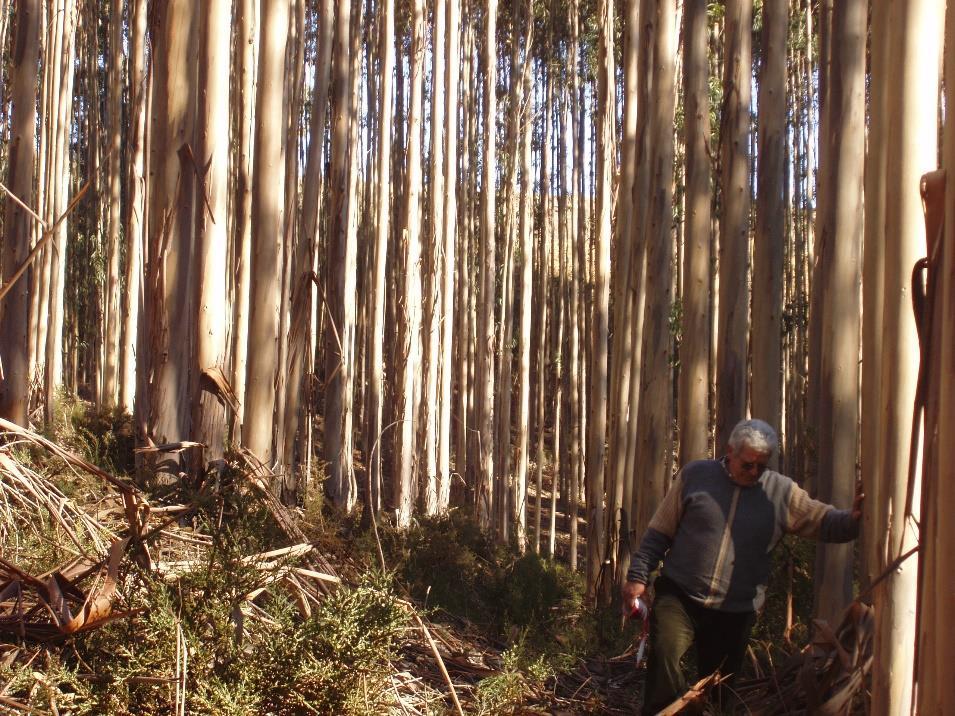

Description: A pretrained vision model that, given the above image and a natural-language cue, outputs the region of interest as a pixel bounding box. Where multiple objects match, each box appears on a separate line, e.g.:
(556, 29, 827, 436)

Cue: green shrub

(254, 573, 407, 715)
(385, 511, 500, 625)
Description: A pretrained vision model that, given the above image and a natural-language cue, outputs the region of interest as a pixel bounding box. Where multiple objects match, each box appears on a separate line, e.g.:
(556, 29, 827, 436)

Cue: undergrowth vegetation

(356, 510, 637, 712)
(2, 405, 411, 715)
(0, 403, 823, 714)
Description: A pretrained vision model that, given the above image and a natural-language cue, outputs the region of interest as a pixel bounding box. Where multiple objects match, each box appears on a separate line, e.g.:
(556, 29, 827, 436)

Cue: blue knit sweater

(626, 458, 859, 612)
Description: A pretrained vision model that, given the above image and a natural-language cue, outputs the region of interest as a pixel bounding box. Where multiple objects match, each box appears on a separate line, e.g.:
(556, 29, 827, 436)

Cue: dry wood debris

(734, 601, 873, 715)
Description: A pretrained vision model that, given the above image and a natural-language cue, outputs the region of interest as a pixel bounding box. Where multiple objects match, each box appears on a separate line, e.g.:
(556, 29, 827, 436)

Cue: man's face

(725, 444, 770, 487)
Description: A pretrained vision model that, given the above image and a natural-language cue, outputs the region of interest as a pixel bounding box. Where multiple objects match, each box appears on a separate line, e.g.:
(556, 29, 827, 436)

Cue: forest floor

(0, 402, 871, 714)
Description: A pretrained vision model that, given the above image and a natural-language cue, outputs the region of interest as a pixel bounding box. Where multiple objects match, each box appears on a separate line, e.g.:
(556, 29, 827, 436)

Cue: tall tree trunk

(395, 0, 425, 525)
(608, 0, 642, 586)
(622, 0, 655, 582)
(364, 0, 394, 519)
(633, 0, 678, 539)
(43, 0, 78, 422)
(455, 15, 474, 489)
(715, 0, 752, 451)
(119, 0, 148, 413)
(337, 3, 362, 508)
(243, 0, 289, 464)
(421, 0, 447, 515)
(322, 0, 354, 505)
(102, 0, 124, 408)
(32, 0, 55, 400)
(678, 0, 711, 465)
(513, 48, 534, 553)
(494, 18, 533, 541)
(231, 0, 259, 430)
(0, 0, 41, 425)
(586, 0, 613, 597)
(871, 1, 943, 712)
(860, 0, 889, 591)
(139, 0, 198, 448)
(810, 0, 864, 629)
(438, 0, 461, 512)
(191, 0, 232, 463)
(473, 0, 498, 528)
(273, 0, 304, 483)
(751, 0, 786, 450)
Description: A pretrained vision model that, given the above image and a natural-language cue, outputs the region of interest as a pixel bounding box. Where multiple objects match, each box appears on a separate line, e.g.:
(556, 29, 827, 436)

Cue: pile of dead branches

(735, 601, 873, 715)
(0, 418, 340, 645)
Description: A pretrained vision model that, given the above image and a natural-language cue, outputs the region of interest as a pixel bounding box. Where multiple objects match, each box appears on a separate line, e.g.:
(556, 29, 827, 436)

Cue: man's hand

(621, 580, 646, 615)
(852, 479, 865, 520)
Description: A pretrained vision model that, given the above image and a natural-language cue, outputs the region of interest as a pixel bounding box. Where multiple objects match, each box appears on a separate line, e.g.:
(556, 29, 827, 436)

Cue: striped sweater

(626, 458, 859, 612)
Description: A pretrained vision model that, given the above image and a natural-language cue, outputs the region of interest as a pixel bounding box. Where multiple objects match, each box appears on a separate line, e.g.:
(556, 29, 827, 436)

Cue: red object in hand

(629, 596, 649, 623)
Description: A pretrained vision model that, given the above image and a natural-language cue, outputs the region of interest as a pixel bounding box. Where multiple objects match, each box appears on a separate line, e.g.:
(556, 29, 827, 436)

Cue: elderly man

(622, 419, 863, 714)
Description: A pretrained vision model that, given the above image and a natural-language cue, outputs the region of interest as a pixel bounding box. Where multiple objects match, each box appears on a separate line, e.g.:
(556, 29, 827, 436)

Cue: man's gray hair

(728, 419, 778, 456)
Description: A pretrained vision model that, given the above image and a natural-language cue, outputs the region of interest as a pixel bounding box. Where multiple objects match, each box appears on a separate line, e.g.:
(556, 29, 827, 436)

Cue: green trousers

(642, 576, 756, 715)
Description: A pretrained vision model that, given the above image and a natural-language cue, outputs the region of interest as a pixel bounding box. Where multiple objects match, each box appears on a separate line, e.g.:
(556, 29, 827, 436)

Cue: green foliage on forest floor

(347, 510, 638, 712)
(1, 405, 410, 715)
(0, 566, 408, 715)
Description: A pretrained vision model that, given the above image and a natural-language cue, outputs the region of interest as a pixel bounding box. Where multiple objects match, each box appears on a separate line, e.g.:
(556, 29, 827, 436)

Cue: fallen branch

(411, 611, 466, 716)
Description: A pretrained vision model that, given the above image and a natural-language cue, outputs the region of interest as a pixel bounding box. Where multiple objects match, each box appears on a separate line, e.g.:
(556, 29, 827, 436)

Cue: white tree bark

(395, 0, 425, 525)
(871, 1, 943, 713)
(243, 0, 290, 463)
(191, 0, 232, 460)
(119, 0, 147, 413)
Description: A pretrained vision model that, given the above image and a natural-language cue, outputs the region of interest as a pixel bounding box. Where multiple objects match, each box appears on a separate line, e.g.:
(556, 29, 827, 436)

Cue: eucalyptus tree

(513, 43, 535, 553)
(677, 0, 712, 466)
(563, 5, 579, 566)
(715, 0, 752, 451)
(473, 0, 499, 528)
(191, 0, 232, 461)
(120, 0, 148, 413)
(632, 0, 678, 539)
(438, 0, 462, 513)
(454, 14, 476, 490)
(230, 0, 259, 430)
(860, 0, 889, 591)
(139, 0, 198, 447)
(608, 0, 642, 584)
(242, 0, 290, 466)
(39, 0, 78, 422)
(586, 0, 614, 596)
(323, 0, 359, 509)
(364, 0, 394, 518)
(102, 0, 123, 408)
(0, 0, 40, 425)
(751, 0, 787, 453)
(421, 0, 447, 515)
(810, 0, 864, 629)
(870, 1, 943, 712)
(620, 0, 655, 582)
(394, 0, 425, 526)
